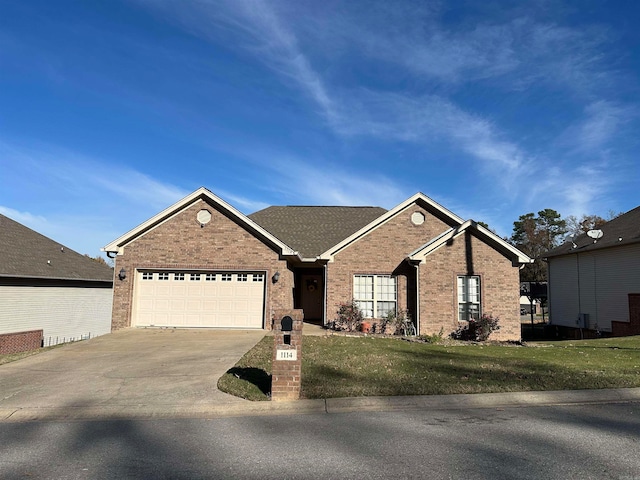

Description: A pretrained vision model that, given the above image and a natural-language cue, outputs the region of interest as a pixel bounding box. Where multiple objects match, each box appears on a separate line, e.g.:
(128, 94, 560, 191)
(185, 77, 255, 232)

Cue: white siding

(0, 286, 113, 346)
(548, 255, 580, 328)
(578, 253, 597, 328)
(549, 243, 640, 331)
(593, 243, 640, 330)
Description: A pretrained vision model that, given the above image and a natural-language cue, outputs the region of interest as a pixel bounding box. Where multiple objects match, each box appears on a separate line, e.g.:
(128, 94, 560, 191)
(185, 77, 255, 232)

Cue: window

(221, 273, 232, 282)
(237, 273, 248, 282)
(458, 276, 481, 321)
(253, 273, 264, 282)
(353, 275, 397, 318)
(158, 272, 169, 281)
(205, 273, 216, 281)
(142, 272, 153, 280)
(174, 273, 185, 281)
(190, 273, 201, 281)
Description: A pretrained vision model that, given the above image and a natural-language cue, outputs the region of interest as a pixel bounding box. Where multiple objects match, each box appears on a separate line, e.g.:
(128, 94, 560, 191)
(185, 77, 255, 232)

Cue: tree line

(508, 210, 620, 283)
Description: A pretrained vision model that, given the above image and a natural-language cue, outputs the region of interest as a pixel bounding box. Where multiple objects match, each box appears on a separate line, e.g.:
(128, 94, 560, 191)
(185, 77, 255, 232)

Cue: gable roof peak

(317, 191, 465, 260)
(408, 219, 533, 265)
(103, 187, 297, 257)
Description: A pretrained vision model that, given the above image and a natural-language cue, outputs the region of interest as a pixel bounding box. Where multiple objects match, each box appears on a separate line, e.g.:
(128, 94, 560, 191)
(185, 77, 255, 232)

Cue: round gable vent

(411, 212, 425, 225)
(197, 209, 212, 225)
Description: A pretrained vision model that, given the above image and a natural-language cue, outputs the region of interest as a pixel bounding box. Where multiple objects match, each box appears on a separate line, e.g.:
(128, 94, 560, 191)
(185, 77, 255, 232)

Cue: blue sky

(1, 0, 639, 258)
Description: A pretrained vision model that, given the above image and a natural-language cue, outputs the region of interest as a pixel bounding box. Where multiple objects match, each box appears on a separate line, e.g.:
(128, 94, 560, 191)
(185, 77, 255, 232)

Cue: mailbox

(281, 315, 293, 345)
(281, 315, 293, 331)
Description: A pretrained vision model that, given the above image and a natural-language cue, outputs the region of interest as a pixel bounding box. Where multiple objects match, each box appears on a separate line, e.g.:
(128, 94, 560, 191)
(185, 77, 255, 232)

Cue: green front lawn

(217, 335, 640, 401)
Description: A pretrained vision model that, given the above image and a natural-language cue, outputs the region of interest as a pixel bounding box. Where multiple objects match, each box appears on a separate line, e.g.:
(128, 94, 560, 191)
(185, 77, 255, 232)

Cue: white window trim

(457, 275, 481, 321)
(353, 274, 397, 319)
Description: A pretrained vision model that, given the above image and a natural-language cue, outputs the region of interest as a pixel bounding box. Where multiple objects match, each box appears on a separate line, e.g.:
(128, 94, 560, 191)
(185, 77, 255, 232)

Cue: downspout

(414, 262, 420, 335)
(322, 262, 328, 327)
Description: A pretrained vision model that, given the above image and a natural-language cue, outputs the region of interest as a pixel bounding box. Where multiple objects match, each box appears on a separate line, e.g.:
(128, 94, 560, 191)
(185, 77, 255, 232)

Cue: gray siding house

(0, 214, 114, 348)
(544, 206, 640, 336)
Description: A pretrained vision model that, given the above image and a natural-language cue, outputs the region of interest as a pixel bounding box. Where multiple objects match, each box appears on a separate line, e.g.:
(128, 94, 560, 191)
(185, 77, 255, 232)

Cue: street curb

(2, 388, 640, 423)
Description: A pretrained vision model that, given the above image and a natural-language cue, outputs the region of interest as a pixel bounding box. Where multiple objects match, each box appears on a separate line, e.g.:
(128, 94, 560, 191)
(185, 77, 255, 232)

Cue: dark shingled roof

(0, 214, 114, 282)
(248, 206, 388, 258)
(544, 205, 640, 258)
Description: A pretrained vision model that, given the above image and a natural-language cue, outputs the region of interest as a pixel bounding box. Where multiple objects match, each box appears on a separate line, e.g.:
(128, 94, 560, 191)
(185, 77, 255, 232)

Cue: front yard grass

(217, 335, 640, 401)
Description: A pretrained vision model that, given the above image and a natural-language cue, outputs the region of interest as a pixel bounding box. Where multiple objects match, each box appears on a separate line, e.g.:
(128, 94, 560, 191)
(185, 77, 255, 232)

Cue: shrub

(331, 300, 364, 332)
(383, 309, 413, 336)
(451, 314, 500, 341)
(419, 328, 444, 343)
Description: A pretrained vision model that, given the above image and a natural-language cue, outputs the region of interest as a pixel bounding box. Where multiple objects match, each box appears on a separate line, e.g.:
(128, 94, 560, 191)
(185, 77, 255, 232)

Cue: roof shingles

(248, 206, 387, 258)
(544, 206, 640, 258)
(0, 214, 113, 282)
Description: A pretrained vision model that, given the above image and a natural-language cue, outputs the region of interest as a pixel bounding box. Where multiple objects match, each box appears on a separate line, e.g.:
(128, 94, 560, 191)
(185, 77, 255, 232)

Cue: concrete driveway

(0, 328, 267, 421)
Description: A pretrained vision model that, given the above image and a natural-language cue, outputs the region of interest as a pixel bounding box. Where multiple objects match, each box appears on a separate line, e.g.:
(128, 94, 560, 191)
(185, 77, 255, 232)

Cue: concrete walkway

(1, 327, 639, 423)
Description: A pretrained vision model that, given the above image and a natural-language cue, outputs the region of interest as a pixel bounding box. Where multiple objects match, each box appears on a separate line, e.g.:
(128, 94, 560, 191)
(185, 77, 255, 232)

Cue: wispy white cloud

(136, 0, 339, 122)
(231, 146, 407, 208)
(328, 91, 526, 176)
(0, 140, 189, 253)
(0, 206, 49, 233)
(131, 1, 636, 226)
(563, 100, 637, 152)
(527, 160, 614, 219)
(266, 155, 407, 208)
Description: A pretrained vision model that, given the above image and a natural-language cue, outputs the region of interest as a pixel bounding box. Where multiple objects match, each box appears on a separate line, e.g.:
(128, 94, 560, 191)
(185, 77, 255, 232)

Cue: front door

(300, 274, 323, 322)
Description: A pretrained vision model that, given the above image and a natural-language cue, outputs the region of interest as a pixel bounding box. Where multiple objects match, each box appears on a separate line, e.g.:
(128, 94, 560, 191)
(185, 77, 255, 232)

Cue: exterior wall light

(118, 268, 127, 281)
(272, 271, 280, 284)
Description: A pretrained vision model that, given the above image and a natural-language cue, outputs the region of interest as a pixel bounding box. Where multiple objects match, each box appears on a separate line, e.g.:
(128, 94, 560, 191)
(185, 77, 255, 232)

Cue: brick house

(103, 187, 531, 341)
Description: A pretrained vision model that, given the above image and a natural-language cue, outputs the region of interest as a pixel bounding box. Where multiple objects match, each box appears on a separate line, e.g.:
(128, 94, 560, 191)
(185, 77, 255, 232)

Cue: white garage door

(133, 271, 265, 328)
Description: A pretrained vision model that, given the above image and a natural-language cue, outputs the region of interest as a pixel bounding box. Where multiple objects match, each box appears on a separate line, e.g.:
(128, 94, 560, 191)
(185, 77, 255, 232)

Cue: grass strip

(218, 335, 640, 401)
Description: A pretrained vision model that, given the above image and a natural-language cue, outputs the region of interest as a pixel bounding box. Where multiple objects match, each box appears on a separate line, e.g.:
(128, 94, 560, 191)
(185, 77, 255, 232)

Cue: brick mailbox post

(271, 309, 303, 401)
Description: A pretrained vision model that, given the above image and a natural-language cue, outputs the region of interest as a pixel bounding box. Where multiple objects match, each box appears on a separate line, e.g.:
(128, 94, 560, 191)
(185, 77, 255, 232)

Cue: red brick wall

(111, 199, 292, 331)
(326, 204, 452, 322)
(420, 232, 521, 341)
(0, 329, 43, 354)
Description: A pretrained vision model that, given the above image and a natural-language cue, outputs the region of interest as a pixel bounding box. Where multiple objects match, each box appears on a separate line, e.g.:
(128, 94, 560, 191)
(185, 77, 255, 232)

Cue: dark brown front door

(300, 274, 323, 322)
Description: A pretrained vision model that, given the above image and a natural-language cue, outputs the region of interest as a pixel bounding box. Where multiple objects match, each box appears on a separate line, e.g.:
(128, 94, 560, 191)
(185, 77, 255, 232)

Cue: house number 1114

(276, 349, 297, 361)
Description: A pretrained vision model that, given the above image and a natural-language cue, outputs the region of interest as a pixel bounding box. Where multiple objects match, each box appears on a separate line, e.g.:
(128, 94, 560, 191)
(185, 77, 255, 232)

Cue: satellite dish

(587, 229, 603, 241)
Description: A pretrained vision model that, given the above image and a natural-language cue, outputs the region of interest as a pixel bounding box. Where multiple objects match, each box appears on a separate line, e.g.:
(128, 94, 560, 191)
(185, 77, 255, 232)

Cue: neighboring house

(103, 188, 532, 341)
(519, 296, 540, 314)
(0, 214, 114, 348)
(543, 206, 640, 337)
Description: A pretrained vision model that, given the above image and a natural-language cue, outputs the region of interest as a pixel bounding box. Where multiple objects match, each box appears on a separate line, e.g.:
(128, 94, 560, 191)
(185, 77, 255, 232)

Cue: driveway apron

(0, 329, 266, 418)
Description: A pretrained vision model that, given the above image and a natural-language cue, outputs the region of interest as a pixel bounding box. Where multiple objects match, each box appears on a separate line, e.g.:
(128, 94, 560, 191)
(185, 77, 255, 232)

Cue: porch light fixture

(272, 271, 280, 284)
(118, 268, 127, 281)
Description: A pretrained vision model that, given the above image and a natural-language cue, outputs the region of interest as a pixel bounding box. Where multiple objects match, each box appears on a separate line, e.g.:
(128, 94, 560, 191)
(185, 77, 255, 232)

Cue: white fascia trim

(407, 227, 456, 258)
(318, 192, 465, 261)
(102, 187, 298, 257)
(475, 223, 533, 264)
(408, 220, 533, 264)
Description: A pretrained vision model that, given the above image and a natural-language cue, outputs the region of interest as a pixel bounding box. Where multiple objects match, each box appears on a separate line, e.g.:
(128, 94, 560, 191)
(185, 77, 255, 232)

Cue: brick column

(271, 309, 303, 401)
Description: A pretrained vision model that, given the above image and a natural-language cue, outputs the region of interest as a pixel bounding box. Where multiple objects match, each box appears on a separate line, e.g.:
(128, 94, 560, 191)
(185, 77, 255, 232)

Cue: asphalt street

(2, 402, 639, 479)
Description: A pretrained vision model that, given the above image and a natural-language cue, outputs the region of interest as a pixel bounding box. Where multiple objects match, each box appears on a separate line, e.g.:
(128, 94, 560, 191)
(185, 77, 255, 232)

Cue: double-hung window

(354, 275, 397, 318)
(457, 275, 481, 321)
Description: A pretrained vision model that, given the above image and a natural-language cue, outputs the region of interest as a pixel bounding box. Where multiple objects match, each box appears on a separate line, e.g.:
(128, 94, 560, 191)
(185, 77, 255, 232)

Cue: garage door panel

(156, 285, 171, 296)
(134, 270, 265, 328)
